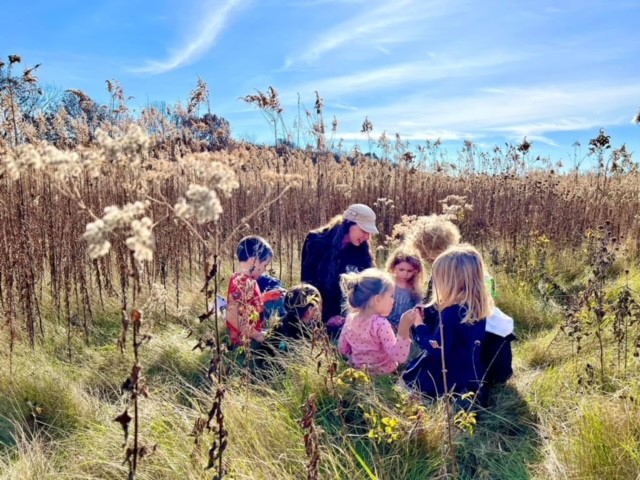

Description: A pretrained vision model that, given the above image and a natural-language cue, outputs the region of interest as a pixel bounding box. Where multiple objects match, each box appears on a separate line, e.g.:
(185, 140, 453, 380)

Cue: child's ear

(371, 294, 382, 308)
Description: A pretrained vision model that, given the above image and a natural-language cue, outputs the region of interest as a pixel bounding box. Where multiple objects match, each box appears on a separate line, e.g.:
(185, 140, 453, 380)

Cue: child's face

(393, 261, 417, 283)
(373, 286, 395, 317)
(302, 305, 320, 325)
(249, 257, 271, 279)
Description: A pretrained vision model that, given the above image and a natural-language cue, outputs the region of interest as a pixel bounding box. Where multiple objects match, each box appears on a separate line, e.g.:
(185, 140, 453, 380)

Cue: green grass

(2, 257, 640, 479)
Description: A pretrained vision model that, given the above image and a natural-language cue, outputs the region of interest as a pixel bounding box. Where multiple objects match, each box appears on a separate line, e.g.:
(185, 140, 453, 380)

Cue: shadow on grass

(0, 417, 15, 449)
(455, 383, 541, 479)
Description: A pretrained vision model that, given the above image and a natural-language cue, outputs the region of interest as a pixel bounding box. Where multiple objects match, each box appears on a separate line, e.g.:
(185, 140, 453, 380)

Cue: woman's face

(347, 224, 372, 246)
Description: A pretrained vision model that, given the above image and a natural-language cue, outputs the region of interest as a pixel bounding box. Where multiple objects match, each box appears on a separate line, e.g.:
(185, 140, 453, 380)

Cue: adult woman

(301, 204, 377, 334)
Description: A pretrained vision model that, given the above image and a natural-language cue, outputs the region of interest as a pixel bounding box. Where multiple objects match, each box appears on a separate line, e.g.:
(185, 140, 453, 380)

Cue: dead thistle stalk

(114, 307, 156, 479)
(301, 394, 320, 480)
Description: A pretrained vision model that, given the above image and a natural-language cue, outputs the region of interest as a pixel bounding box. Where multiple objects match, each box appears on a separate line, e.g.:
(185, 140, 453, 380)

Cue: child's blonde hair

(385, 247, 424, 299)
(430, 244, 493, 324)
(409, 215, 461, 261)
(340, 268, 394, 312)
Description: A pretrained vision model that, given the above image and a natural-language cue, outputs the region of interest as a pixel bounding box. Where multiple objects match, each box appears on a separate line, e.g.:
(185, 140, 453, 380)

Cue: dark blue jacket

(481, 331, 514, 385)
(415, 298, 515, 387)
(257, 274, 286, 325)
(402, 305, 486, 398)
(301, 230, 373, 322)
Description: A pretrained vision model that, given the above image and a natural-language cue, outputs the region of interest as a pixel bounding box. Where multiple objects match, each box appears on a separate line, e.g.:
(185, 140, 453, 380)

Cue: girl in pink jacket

(338, 268, 418, 375)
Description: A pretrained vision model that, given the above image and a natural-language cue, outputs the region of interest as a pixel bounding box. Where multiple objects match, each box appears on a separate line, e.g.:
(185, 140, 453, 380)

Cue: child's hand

(262, 289, 284, 303)
(429, 340, 440, 349)
(398, 309, 418, 339)
(400, 309, 418, 325)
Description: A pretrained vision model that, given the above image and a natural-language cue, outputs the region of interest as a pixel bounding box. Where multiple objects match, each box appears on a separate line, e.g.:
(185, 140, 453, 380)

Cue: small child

(385, 248, 424, 330)
(226, 235, 282, 348)
(409, 215, 498, 317)
(410, 214, 461, 264)
(265, 283, 322, 353)
(409, 214, 461, 301)
(338, 268, 419, 375)
(408, 216, 513, 386)
(402, 244, 492, 399)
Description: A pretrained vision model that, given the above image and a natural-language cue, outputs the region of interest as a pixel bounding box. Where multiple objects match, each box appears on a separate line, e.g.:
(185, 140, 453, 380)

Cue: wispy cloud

(292, 52, 517, 97)
(285, 0, 462, 66)
(328, 102, 359, 111)
(514, 135, 560, 148)
(324, 81, 640, 141)
(132, 0, 245, 75)
(292, 0, 366, 6)
(336, 129, 468, 142)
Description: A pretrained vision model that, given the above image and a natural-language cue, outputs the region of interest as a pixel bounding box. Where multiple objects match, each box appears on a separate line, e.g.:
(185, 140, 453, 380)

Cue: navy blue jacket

(402, 305, 487, 398)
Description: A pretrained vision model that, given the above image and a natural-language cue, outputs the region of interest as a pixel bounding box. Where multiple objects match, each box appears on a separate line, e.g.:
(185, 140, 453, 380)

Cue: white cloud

(132, 0, 245, 75)
(285, 0, 463, 66)
(336, 129, 468, 142)
(329, 102, 359, 111)
(516, 135, 560, 148)
(292, 53, 517, 98)
(319, 81, 640, 140)
(292, 0, 367, 5)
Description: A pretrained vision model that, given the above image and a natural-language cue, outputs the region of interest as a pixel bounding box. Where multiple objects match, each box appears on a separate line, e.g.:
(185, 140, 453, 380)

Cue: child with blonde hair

(402, 244, 492, 398)
(338, 269, 419, 375)
(408, 215, 513, 386)
(409, 213, 497, 311)
(410, 214, 461, 263)
(408, 214, 462, 301)
(385, 247, 424, 330)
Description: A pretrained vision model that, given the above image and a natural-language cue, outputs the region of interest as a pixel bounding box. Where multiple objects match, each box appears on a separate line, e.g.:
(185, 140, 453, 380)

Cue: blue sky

(4, 0, 640, 164)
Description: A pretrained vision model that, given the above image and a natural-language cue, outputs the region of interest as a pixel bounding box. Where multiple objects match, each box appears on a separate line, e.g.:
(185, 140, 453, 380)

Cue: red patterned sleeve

(227, 274, 244, 303)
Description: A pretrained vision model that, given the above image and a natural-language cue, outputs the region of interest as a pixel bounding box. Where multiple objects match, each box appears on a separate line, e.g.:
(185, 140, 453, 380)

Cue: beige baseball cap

(343, 204, 379, 234)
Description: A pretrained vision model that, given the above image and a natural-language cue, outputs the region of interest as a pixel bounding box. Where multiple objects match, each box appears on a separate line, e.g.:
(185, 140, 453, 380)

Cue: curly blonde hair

(409, 214, 461, 261)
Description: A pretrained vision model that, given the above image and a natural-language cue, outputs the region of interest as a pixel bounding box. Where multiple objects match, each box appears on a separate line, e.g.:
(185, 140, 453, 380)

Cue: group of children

(224, 215, 515, 404)
(224, 236, 321, 352)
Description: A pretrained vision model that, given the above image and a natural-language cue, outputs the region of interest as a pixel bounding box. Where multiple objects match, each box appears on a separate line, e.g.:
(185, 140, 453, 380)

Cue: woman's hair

(409, 215, 461, 261)
(385, 247, 424, 298)
(284, 283, 322, 323)
(430, 244, 493, 324)
(311, 214, 348, 235)
(313, 214, 374, 283)
(236, 235, 273, 262)
(340, 268, 394, 312)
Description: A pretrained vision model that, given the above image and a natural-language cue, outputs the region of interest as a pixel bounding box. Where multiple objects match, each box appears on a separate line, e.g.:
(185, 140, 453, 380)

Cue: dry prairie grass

(3, 58, 640, 479)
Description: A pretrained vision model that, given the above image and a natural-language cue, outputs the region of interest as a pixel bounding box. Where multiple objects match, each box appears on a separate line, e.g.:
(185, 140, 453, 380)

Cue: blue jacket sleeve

(411, 310, 457, 354)
(411, 324, 435, 351)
